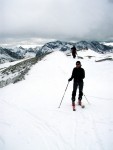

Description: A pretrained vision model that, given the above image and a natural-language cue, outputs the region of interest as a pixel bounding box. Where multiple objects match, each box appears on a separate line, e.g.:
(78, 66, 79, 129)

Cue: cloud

(0, 0, 113, 43)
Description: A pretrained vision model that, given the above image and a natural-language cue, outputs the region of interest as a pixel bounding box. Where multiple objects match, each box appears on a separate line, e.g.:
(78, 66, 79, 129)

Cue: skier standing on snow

(68, 61, 85, 109)
(71, 45, 77, 58)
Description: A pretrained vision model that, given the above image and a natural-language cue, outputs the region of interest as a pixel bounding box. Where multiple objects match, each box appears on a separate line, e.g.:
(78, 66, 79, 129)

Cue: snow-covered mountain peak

(1, 40, 113, 64)
(36, 40, 113, 57)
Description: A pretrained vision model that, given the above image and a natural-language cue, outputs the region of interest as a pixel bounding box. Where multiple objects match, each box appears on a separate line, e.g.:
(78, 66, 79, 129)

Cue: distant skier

(68, 61, 85, 109)
(71, 45, 77, 58)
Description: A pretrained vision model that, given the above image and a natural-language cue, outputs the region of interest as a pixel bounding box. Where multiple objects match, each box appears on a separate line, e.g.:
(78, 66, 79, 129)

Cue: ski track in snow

(0, 51, 113, 150)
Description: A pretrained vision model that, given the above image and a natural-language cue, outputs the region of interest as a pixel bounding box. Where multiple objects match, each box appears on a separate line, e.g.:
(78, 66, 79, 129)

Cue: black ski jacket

(69, 67, 85, 82)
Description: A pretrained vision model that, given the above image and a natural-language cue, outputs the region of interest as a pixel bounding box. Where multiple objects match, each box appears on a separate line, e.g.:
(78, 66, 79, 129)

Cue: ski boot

(72, 101, 76, 111)
(78, 100, 81, 106)
(78, 99, 85, 108)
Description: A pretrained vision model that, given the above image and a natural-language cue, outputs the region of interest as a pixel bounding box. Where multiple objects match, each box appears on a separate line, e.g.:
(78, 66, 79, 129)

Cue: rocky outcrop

(0, 53, 48, 88)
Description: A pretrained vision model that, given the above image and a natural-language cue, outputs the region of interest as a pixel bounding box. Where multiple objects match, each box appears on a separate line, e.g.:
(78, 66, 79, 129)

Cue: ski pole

(83, 93, 90, 104)
(58, 82, 69, 108)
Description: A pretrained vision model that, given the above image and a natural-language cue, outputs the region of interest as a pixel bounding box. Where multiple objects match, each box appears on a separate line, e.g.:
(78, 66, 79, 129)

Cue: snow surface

(0, 51, 113, 150)
(102, 42, 113, 47)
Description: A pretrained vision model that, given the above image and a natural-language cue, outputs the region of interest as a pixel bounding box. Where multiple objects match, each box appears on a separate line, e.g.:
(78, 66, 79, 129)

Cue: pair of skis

(72, 102, 85, 111)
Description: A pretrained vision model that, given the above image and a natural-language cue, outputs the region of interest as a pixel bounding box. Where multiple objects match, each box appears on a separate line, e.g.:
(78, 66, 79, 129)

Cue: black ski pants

(72, 53, 76, 58)
(72, 81, 83, 102)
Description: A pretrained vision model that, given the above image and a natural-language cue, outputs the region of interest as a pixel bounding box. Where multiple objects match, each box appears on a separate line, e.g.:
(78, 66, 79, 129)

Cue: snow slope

(0, 51, 113, 150)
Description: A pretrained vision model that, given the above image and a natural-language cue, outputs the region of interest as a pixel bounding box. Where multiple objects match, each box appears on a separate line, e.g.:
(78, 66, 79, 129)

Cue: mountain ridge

(0, 46, 39, 64)
(1, 40, 113, 64)
(36, 40, 113, 57)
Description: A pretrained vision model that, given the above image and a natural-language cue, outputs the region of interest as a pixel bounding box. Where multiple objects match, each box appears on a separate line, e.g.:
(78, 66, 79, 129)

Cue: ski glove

(68, 78, 72, 82)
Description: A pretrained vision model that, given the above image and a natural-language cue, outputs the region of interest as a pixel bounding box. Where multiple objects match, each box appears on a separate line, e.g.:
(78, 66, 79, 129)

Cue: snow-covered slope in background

(0, 51, 113, 150)
(102, 42, 113, 46)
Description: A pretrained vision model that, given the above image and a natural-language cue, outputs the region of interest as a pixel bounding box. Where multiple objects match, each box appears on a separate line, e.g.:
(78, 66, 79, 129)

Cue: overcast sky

(0, 0, 113, 44)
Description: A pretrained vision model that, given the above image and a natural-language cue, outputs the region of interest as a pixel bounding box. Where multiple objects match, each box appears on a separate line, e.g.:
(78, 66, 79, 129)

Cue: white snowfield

(0, 51, 113, 150)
